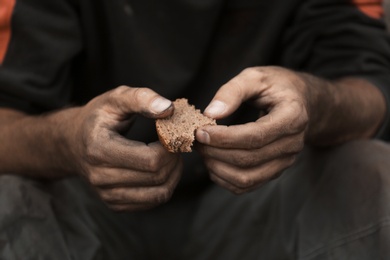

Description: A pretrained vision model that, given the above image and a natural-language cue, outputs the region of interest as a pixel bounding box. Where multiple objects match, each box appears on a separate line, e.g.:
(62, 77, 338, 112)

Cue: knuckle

(241, 67, 253, 74)
(296, 111, 309, 132)
(288, 102, 309, 133)
(151, 171, 169, 185)
(81, 127, 107, 165)
(148, 156, 163, 173)
(208, 173, 245, 195)
(291, 140, 305, 154)
(209, 172, 231, 189)
(98, 188, 128, 205)
(155, 187, 173, 204)
(88, 172, 102, 186)
(242, 67, 268, 84)
(282, 156, 297, 169)
(146, 145, 173, 172)
(107, 85, 130, 101)
(287, 155, 297, 166)
(242, 67, 258, 77)
(235, 175, 255, 189)
(209, 173, 221, 184)
(97, 190, 113, 204)
(114, 85, 130, 95)
(133, 87, 152, 104)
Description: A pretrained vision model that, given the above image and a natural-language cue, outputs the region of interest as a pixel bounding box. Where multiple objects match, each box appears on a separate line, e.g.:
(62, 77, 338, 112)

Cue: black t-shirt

(1, 0, 390, 183)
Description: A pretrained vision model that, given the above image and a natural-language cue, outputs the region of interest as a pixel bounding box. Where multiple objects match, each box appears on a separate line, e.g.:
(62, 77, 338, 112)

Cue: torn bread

(156, 98, 216, 153)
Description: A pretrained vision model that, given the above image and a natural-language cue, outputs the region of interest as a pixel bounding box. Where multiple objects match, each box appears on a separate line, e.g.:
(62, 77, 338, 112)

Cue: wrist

(46, 106, 84, 176)
(298, 73, 386, 146)
(297, 73, 338, 144)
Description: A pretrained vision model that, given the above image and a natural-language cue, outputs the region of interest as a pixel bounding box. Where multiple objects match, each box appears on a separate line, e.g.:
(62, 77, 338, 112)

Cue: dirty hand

(67, 86, 182, 211)
(196, 67, 309, 194)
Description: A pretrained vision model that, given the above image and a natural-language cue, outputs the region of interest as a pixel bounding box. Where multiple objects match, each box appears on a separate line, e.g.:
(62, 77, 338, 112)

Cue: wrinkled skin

(67, 86, 183, 211)
(195, 67, 308, 194)
(0, 66, 385, 209)
(195, 65, 386, 194)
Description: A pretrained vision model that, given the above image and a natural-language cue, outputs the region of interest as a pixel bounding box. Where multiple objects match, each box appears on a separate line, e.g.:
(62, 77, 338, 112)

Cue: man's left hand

(196, 66, 309, 194)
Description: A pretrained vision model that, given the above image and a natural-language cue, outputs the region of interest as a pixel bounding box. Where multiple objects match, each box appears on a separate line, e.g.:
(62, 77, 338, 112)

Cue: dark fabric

(1, 1, 390, 258)
(1, 0, 390, 189)
(1, 140, 390, 259)
(281, 0, 390, 140)
(0, 0, 390, 140)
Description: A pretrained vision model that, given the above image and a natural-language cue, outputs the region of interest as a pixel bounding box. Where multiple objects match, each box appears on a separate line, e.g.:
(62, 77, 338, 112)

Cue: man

(0, 0, 390, 259)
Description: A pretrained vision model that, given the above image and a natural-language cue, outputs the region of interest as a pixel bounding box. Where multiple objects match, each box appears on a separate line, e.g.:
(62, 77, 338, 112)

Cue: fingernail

(151, 97, 172, 114)
(196, 129, 210, 144)
(205, 100, 226, 117)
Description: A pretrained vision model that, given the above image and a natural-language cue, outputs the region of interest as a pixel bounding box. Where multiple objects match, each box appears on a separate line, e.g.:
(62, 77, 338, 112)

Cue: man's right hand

(0, 86, 183, 212)
(68, 86, 183, 211)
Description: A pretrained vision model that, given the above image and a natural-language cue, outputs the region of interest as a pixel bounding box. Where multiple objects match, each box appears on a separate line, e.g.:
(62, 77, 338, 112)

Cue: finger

(204, 156, 296, 190)
(87, 155, 180, 188)
(85, 137, 177, 172)
(103, 86, 173, 119)
(203, 68, 266, 119)
(196, 133, 304, 168)
(196, 101, 307, 149)
(97, 158, 182, 205)
(85, 133, 179, 172)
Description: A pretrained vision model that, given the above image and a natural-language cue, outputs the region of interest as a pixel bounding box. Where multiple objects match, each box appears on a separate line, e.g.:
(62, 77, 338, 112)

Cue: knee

(321, 140, 390, 194)
(297, 140, 390, 227)
(298, 140, 390, 228)
(296, 140, 390, 258)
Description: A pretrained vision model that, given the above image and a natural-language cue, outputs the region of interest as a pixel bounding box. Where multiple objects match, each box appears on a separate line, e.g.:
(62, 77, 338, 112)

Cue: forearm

(0, 107, 79, 178)
(303, 74, 386, 146)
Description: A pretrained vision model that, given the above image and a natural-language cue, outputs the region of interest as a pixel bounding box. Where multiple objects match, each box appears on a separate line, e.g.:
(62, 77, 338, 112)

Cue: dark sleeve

(0, 0, 81, 114)
(280, 0, 390, 141)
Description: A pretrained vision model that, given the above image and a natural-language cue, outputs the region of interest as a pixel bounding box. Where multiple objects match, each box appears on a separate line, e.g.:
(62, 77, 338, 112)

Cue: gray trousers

(1, 140, 390, 260)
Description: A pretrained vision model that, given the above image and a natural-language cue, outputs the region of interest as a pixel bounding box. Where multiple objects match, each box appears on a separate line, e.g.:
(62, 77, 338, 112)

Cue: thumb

(107, 86, 173, 119)
(204, 68, 262, 119)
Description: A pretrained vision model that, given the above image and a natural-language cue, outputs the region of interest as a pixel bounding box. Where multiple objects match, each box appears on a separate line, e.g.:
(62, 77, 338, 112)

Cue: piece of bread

(156, 98, 216, 153)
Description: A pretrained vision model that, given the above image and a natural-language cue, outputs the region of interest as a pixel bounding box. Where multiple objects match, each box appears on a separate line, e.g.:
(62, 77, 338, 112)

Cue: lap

(0, 140, 389, 260)
(297, 140, 390, 259)
(185, 140, 390, 259)
(0, 176, 146, 260)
